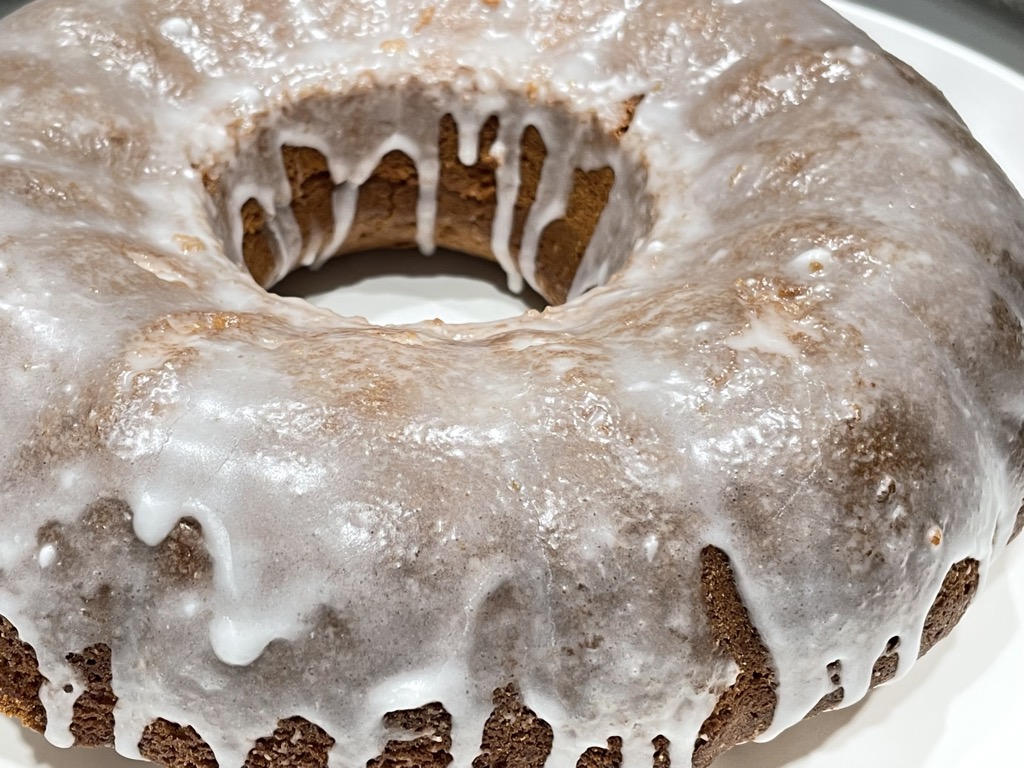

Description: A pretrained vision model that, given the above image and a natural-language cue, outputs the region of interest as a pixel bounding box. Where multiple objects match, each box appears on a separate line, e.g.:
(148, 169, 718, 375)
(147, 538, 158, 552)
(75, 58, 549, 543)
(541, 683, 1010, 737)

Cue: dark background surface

(0, 0, 1020, 72)
(855, 0, 1024, 71)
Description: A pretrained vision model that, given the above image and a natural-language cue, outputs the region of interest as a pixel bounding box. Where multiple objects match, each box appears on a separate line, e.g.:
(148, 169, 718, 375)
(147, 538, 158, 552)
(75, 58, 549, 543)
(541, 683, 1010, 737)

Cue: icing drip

(321, 182, 359, 268)
(217, 89, 634, 301)
(490, 118, 528, 292)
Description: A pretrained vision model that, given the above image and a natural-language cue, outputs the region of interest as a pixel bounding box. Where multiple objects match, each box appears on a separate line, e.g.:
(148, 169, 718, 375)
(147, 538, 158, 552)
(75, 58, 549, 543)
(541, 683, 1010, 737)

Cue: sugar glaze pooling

(1, 0, 1024, 766)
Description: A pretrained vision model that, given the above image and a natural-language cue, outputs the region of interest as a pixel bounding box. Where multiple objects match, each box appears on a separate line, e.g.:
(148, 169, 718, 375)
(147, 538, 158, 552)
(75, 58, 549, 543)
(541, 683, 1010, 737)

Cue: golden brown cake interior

(228, 105, 636, 305)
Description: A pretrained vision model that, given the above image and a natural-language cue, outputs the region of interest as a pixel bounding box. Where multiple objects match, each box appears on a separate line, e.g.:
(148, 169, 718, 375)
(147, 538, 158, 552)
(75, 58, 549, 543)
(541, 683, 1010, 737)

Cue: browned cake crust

(0, 533, 987, 768)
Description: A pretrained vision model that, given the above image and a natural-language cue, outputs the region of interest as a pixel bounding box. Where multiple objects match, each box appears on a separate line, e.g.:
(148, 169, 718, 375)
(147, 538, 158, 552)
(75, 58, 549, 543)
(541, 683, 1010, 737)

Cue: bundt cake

(1, 0, 1023, 767)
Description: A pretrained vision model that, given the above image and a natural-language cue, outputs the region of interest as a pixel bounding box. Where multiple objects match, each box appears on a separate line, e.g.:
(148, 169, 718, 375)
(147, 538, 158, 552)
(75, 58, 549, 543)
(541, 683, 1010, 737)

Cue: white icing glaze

(1, 0, 1024, 766)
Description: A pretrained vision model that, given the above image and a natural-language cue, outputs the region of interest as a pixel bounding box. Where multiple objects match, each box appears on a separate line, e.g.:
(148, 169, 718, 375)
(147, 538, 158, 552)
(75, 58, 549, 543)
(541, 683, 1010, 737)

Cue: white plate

(3, 2, 1024, 766)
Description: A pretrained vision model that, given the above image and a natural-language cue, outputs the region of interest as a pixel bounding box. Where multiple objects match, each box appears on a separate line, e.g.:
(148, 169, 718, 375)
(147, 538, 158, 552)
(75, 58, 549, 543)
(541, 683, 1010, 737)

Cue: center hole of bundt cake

(273, 248, 546, 324)
(212, 92, 648, 321)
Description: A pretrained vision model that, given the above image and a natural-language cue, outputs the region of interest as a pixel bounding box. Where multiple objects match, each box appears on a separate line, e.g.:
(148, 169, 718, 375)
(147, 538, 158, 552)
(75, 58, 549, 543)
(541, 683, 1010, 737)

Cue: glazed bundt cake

(2, 0, 1024, 767)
